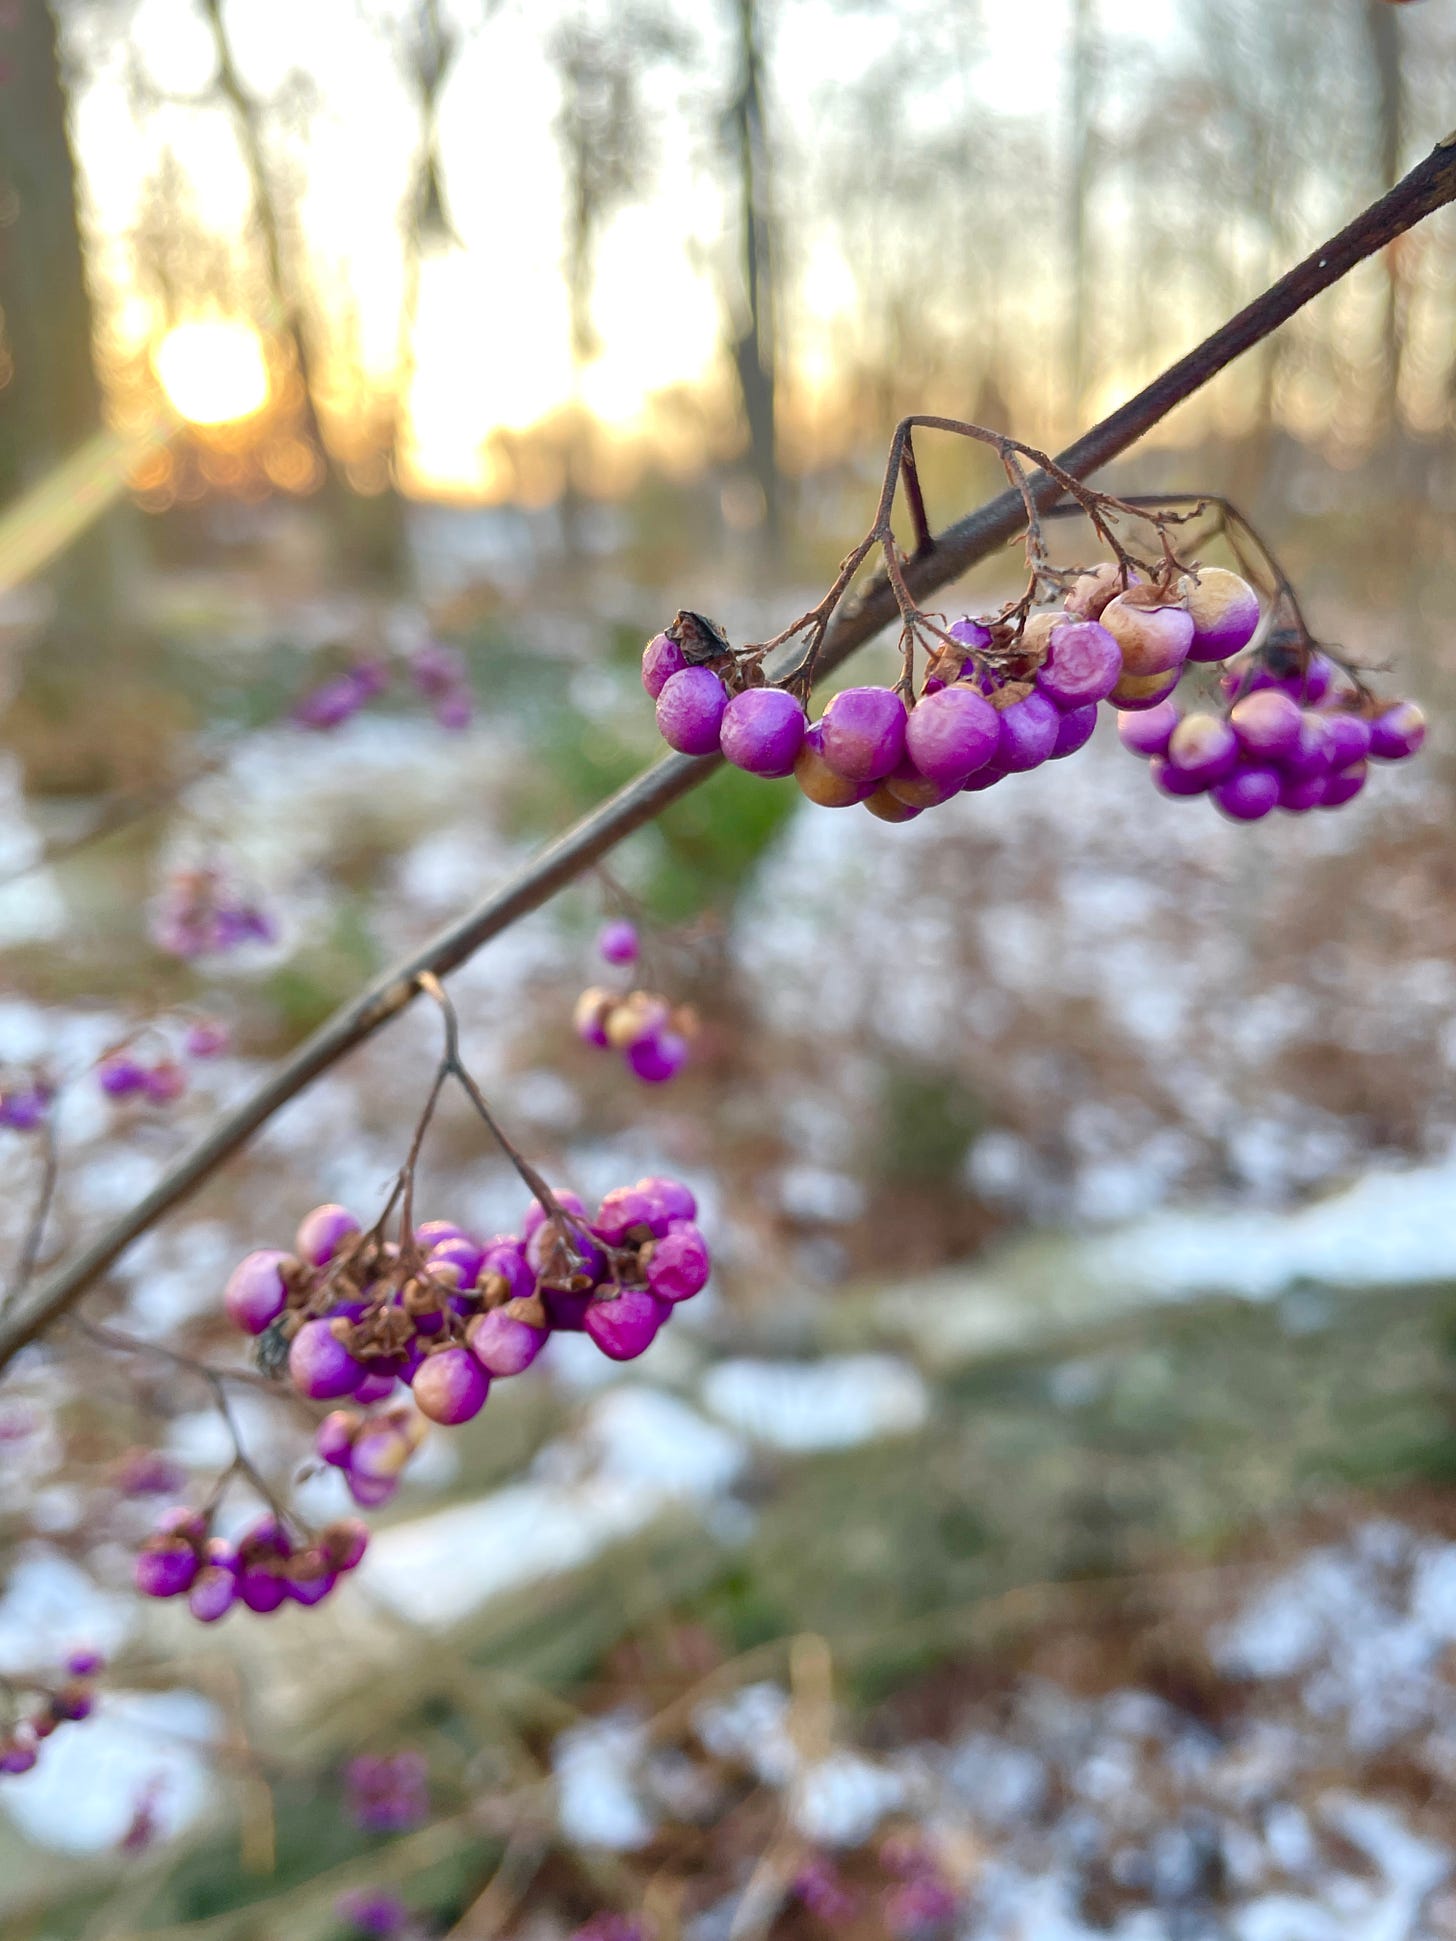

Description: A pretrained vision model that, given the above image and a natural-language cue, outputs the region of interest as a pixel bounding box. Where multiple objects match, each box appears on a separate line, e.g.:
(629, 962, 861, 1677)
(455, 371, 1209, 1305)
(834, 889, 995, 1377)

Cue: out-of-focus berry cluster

(0, 1071, 53, 1131)
(643, 562, 1424, 825)
(150, 862, 275, 959)
(293, 643, 472, 734)
(223, 1179, 707, 1426)
(97, 1016, 229, 1107)
(0, 1650, 105, 1777)
(573, 921, 695, 1085)
(134, 1505, 369, 1621)
(344, 1749, 430, 1832)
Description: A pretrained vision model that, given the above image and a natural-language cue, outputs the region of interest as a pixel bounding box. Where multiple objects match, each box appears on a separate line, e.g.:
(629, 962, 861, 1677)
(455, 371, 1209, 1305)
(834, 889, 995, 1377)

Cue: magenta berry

(1166, 712, 1239, 786)
(637, 1174, 696, 1222)
(224, 1249, 292, 1335)
(412, 1346, 490, 1424)
(626, 1030, 688, 1083)
(816, 686, 908, 783)
(595, 1185, 672, 1245)
(288, 1319, 364, 1401)
(1323, 760, 1368, 807)
(644, 1222, 710, 1302)
(641, 631, 688, 699)
(1213, 764, 1281, 821)
(135, 1536, 200, 1599)
(1369, 699, 1426, 760)
(1050, 704, 1098, 761)
(1035, 620, 1122, 708)
(467, 1304, 548, 1377)
(597, 919, 639, 965)
(585, 1286, 667, 1361)
(1101, 594, 1194, 677)
(904, 685, 999, 786)
(995, 691, 1061, 772)
(1181, 567, 1260, 662)
(719, 687, 807, 779)
(656, 666, 728, 756)
(1324, 714, 1373, 767)
(295, 1203, 361, 1268)
(1230, 688, 1303, 760)
(98, 1056, 148, 1098)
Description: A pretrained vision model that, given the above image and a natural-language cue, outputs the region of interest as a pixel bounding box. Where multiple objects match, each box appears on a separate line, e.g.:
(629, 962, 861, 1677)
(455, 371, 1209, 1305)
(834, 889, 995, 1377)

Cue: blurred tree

(0, 0, 140, 789)
(547, 4, 690, 558)
(721, 0, 779, 549)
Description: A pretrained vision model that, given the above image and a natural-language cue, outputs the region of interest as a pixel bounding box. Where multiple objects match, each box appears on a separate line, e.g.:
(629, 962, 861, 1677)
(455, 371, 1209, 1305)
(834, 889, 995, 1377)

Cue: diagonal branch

(5, 137, 1456, 1372)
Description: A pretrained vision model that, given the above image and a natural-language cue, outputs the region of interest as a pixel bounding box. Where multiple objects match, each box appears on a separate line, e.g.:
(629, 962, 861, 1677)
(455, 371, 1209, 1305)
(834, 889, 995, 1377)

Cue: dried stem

(5, 139, 1456, 1372)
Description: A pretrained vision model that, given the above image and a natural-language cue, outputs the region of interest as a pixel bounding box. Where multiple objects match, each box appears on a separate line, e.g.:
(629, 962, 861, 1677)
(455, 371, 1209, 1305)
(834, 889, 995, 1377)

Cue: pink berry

(1229, 689, 1302, 760)
(467, 1304, 548, 1377)
(656, 667, 728, 756)
(1101, 594, 1194, 677)
(644, 1223, 710, 1302)
(584, 1286, 668, 1361)
(288, 1319, 364, 1401)
(1034, 621, 1122, 708)
(1212, 764, 1281, 821)
(295, 1204, 361, 1268)
(641, 632, 687, 699)
(1369, 700, 1426, 760)
(597, 919, 639, 965)
(904, 686, 1000, 786)
(816, 686, 908, 783)
(412, 1347, 490, 1424)
(626, 1030, 688, 1084)
(996, 691, 1061, 772)
(720, 688, 807, 779)
(224, 1250, 292, 1335)
(1166, 712, 1239, 786)
(1181, 568, 1260, 662)
(1050, 704, 1098, 761)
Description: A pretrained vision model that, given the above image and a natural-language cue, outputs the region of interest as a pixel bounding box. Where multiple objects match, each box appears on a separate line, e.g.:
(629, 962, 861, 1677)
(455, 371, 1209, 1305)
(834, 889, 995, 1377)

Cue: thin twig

(4, 138, 1456, 1372)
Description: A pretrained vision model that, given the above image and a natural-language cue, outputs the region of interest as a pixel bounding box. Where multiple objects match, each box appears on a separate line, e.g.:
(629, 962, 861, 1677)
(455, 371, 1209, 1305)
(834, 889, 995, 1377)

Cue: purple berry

(904, 685, 1000, 785)
(65, 1650, 105, 1678)
(295, 1204, 361, 1268)
(641, 631, 688, 699)
(540, 1283, 593, 1330)
(183, 1019, 230, 1059)
(584, 1286, 668, 1361)
(224, 1250, 292, 1336)
(412, 1347, 490, 1424)
(1035, 621, 1122, 708)
(656, 667, 728, 756)
(882, 754, 960, 809)
(415, 1219, 468, 1250)
(959, 761, 1006, 794)
(142, 1061, 186, 1104)
(99, 1056, 148, 1098)
(644, 1222, 710, 1302)
(317, 1411, 360, 1467)
(1230, 688, 1303, 760)
(1101, 595, 1194, 676)
(594, 1185, 672, 1245)
(1369, 700, 1426, 760)
(1324, 714, 1373, 767)
(1166, 712, 1239, 786)
(1110, 666, 1182, 711)
(428, 1236, 486, 1287)
(480, 1241, 534, 1302)
(948, 616, 993, 651)
(1181, 568, 1260, 662)
(1149, 756, 1210, 798)
(1278, 771, 1327, 813)
(1322, 760, 1368, 807)
(597, 919, 639, 965)
(996, 691, 1061, 772)
(1050, 704, 1098, 761)
(720, 688, 807, 779)
(188, 1561, 239, 1624)
(1064, 562, 1138, 619)
(637, 1175, 696, 1222)
(467, 1304, 548, 1377)
(527, 1211, 604, 1285)
(816, 686, 908, 783)
(626, 1030, 688, 1084)
(1281, 712, 1335, 781)
(353, 1368, 398, 1406)
(1212, 764, 1281, 821)
(288, 1319, 364, 1401)
(135, 1538, 199, 1599)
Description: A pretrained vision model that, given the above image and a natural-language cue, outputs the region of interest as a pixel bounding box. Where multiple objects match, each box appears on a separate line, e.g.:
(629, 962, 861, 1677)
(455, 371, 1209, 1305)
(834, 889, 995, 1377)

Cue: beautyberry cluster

(316, 1403, 426, 1509)
(573, 920, 694, 1085)
(1117, 646, 1425, 820)
(0, 1651, 105, 1777)
(134, 1506, 369, 1621)
(97, 1017, 229, 1106)
(151, 862, 275, 959)
(224, 1177, 709, 1431)
(293, 643, 472, 733)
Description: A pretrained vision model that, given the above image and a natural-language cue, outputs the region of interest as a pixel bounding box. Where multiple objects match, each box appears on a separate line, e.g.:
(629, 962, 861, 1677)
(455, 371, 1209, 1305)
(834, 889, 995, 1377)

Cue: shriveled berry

(1181, 567, 1260, 662)
(644, 1222, 710, 1302)
(904, 686, 999, 785)
(816, 686, 907, 783)
(1101, 594, 1194, 677)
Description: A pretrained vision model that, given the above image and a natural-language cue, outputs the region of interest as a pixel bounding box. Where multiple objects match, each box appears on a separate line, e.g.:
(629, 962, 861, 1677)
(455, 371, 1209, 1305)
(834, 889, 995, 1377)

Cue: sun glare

(154, 319, 270, 426)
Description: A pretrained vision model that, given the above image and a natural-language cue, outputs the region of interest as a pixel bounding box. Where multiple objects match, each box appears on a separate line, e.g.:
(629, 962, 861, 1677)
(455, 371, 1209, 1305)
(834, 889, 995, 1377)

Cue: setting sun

(154, 319, 270, 426)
